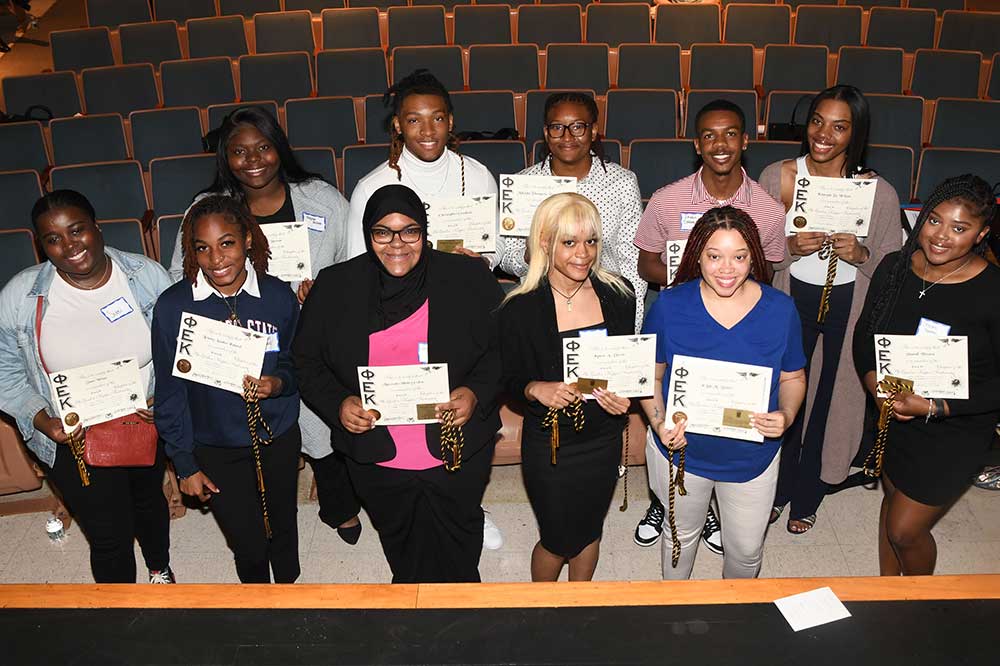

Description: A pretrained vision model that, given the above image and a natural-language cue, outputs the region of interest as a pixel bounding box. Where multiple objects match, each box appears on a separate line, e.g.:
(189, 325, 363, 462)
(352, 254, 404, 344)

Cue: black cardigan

(291, 250, 504, 464)
(498, 276, 636, 415)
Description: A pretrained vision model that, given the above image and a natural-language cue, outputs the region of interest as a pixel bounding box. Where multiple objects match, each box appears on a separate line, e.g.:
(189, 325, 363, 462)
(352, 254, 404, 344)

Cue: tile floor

(0, 464, 997, 584)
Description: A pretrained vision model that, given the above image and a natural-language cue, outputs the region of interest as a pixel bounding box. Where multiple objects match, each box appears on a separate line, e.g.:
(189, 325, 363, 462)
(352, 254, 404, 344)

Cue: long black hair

(383, 69, 460, 180)
(537, 91, 609, 173)
(866, 174, 997, 335)
(30, 189, 97, 229)
(203, 105, 322, 200)
(800, 85, 870, 178)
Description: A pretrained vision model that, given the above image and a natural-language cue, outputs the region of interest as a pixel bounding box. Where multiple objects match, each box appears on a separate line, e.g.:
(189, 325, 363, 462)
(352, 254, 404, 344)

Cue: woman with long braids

(758, 85, 902, 534)
(154, 196, 302, 583)
(852, 175, 999, 576)
(641, 207, 806, 579)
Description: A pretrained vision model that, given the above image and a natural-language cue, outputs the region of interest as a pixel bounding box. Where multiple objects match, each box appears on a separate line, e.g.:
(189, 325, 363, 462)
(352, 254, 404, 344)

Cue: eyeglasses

(544, 121, 592, 138)
(371, 226, 424, 244)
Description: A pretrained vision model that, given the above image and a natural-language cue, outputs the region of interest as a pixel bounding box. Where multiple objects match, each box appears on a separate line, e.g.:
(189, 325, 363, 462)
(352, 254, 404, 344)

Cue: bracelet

(925, 398, 935, 424)
(933, 398, 946, 421)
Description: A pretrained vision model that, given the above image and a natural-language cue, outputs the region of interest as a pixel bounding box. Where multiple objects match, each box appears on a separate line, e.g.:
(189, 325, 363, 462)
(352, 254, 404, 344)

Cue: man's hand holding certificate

(498, 174, 576, 237)
(172, 313, 268, 394)
(425, 194, 497, 253)
(665, 355, 772, 443)
(358, 364, 451, 425)
(563, 334, 656, 398)
(874, 335, 969, 399)
(786, 175, 878, 236)
(48, 357, 147, 430)
(260, 222, 311, 282)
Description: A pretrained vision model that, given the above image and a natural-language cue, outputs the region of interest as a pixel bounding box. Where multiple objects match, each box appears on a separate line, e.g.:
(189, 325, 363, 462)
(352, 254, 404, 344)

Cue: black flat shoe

(337, 522, 362, 545)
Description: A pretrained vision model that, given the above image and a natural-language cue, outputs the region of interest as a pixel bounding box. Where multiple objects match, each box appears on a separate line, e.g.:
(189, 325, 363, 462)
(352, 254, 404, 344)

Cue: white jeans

(646, 433, 780, 580)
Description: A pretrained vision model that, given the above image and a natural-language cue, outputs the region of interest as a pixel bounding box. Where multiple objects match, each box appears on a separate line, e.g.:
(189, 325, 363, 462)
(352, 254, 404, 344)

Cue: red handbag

(82, 415, 158, 467)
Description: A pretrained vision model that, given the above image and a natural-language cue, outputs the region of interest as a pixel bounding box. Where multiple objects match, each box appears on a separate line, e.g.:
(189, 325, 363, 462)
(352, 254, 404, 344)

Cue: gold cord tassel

(542, 398, 584, 465)
(817, 238, 838, 324)
(666, 447, 687, 568)
(67, 430, 90, 487)
(440, 409, 465, 472)
(619, 424, 630, 512)
(244, 382, 274, 539)
(861, 377, 910, 479)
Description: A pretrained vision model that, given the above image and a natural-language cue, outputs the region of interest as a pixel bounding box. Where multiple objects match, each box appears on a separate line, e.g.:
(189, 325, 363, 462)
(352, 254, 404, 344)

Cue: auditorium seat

(186, 15, 249, 59)
(119, 21, 182, 69)
(930, 99, 1000, 150)
(387, 6, 447, 50)
(2, 72, 82, 121)
(218, 0, 280, 19)
(836, 46, 904, 95)
(616, 43, 681, 90)
(286, 0, 345, 11)
(238, 52, 314, 105)
(364, 95, 392, 144)
(541, 0, 587, 7)
(689, 43, 754, 91)
(910, 49, 981, 100)
(343, 144, 390, 198)
(411, 0, 468, 9)
(685, 90, 758, 139)
(938, 10, 1000, 60)
(450, 91, 517, 137)
(628, 139, 700, 200)
(50, 160, 150, 222)
(865, 8, 936, 53)
(130, 107, 206, 170)
(907, 0, 965, 15)
(847, 0, 901, 7)
(99, 219, 148, 257)
(604, 89, 679, 144)
(453, 5, 511, 47)
(152, 0, 216, 23)
(155, 215, 184, 268)
(207, 101, 279, 132)
(468, 44, 541, 92)
(81, 64, 159, 116)
(784, 0, 837, 7)
(723, 4, 790, 50)
(654, 4, 719, 50)
(86, 0, 151, 29)
(525, 89, 596, 146)
(150, 154, 218, 218)
(988, 54, 1000, 100)
(460, 141, 527, 181)
(253, 10, 316, 55)
(285, 96, 359, 157)
(293, 147, 338, 189)
(316, 48, 388, 98)
(161, 57, 238, 108)
(0, 171, 45, 232)
(867, 93, 924, 167)
(50, 27, 115, 72)
(349, 0, 406, 9)
(321, 8, 381, 50)
(742, 140, 799, 181)
(517, 5, 582, 49)
(0, 122, 50, 175)
(477, 0, 532, 6)
(0, 230, 40, 287)
(793, 6, 862, 53)
(867, 144, 914, 202)
(760, 45, 827, 98)
(391, 46, 464, 90)
(546, 44, 610, 93)
(764, 91, 815, 137)
(585, 4, 651, 47)
(916, 148, 1000, 201)
(50, 114, 129, 166)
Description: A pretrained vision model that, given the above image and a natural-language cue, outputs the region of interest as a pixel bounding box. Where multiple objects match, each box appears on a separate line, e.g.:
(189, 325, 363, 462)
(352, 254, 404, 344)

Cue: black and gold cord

(861, 377, 911, 479)
(67, 430, 90, 487)
(817, 238, 838, 324)
(244, 382, 275, 539)
(541, 398, 585, 465)
(666, 447, 687, 568)
(618, 424, 630, 512)
(439, 409, 465, 472)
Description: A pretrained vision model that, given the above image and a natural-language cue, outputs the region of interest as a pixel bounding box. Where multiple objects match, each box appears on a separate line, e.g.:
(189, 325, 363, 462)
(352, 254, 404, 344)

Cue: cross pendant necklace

(550, 279, 586, 311)
(919, 256, 972, 299)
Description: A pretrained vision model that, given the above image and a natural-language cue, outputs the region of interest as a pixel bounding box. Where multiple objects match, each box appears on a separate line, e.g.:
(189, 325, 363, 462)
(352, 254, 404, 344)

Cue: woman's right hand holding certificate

(656, 418, 687, 451)
(787, 231, 827, 257)
(32, 409, 82, 445)
(525, 381, 583, 409)
(340, 395, 378, 433)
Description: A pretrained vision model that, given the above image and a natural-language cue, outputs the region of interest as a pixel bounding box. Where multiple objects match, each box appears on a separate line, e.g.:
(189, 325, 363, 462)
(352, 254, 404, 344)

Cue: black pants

(307, 449, 361, 530)
(45, 441, 170, 583)
(195, 426, 301, 583)
(775, 277, 855, 520)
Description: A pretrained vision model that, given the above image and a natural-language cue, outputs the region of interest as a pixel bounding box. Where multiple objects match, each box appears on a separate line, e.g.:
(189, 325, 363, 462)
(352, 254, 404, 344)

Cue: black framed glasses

(544, 121, 592, 138)
(371, 226, 424, 244)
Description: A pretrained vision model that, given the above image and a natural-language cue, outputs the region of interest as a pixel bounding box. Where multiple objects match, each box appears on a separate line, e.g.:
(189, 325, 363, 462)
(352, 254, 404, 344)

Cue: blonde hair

(504, 192, 632, 303)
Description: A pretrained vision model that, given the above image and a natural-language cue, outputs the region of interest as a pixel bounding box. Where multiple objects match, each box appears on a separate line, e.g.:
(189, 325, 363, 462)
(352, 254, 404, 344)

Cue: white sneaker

(483, 509, 503, 550)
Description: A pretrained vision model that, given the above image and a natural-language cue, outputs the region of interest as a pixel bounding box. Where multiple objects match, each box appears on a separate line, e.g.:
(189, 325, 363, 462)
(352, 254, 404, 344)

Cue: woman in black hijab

(292, 184, 504, 583)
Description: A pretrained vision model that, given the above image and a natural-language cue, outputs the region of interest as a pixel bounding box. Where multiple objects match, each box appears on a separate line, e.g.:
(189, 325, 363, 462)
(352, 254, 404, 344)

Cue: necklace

(919, 255, 973, 299)
(221, 293, 242, 326)
(550, 279, 587, 311)
(61, 256, 111, 291)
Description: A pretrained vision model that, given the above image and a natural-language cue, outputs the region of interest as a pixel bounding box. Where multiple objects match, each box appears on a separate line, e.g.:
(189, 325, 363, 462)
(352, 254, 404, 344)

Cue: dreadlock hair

(799, 85, 871, 178)
(671, 207, 769, 288)
(181, 195, 271, 286)
(537, 91, 609, 173)
(383, 69, 460, 181)
(866, 174, 997, 335)
(203, 105, 324, 201)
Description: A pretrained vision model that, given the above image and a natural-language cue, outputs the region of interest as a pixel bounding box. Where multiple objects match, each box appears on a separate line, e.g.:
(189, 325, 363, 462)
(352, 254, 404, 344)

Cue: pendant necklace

(550, 279, 586, 311)
(919, 256, 972, 299)
(222, 293, 242, 326)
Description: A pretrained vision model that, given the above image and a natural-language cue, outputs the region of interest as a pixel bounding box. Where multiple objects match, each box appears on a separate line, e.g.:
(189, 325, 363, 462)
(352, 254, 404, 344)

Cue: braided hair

(537, 92, 609, 173)
(671, 207, 769, 288)
(866, 174, 997, 335)
(383, 69, 460, 180)
(181, 195, 270, 285)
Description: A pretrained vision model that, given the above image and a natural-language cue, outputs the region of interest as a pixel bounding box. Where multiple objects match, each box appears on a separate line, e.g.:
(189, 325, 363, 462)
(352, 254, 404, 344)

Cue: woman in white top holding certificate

(641, 207, 806, 579)
(759, 86, 902, 534)
(0, 190, 174, 584)
(853, 175, 1000, 576)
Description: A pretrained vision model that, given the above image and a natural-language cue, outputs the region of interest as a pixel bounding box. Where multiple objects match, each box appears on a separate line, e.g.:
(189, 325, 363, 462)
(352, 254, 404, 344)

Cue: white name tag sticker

(302, 212, 326, 232)
(916, 318, 951, 337)
(680, 212, 702, 231)
(418, 342, 429, 364)
(577, 328, 608, 338)
(100, 297, 134, 323)
(265, 332, 280, 353)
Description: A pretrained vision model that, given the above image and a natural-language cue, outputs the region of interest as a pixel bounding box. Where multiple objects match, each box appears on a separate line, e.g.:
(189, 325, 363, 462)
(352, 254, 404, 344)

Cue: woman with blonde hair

(499, 192, 637, 581)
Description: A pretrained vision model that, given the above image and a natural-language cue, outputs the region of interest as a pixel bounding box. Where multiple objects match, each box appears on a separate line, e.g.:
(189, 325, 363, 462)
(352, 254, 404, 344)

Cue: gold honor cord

(243, 382, 275, 539)
(67, 430, 90, 487)
(541, 398, 585, 465)
(861, 377, 912, 480)
(618, 425, 630, 512)
(439, 409, 465, 472)
(817, 238, 838, 324)
(666, 447, 687, 568)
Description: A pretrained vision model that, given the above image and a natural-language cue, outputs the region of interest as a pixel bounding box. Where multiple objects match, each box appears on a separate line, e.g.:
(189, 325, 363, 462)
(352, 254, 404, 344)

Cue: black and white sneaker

(634, 498, 665, 546)
(149, 566, 176, 584)
(701, 506, 723, 555)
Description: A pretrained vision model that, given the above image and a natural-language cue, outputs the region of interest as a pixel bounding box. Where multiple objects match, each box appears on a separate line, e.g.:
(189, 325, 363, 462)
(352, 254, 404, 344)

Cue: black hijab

(363, 184, 431, 332)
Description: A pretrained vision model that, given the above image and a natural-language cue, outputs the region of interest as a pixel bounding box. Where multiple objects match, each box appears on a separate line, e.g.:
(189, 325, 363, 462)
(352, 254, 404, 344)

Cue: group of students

(0, 69, 996, 586)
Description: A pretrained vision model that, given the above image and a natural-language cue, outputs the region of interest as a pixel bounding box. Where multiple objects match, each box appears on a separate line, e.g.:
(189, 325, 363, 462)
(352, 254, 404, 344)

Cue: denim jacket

(0, 248, 171, 467)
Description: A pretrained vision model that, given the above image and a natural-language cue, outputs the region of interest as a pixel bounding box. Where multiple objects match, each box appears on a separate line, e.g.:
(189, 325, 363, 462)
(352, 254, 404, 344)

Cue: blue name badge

(303, 212, 326, 232)
(578, 328, 608, 338)
(916, 318, 950, 337)
(100, 297, 134, 323)
(680, 212, 702, 231)
(418, 342, 429, 364)
(265, 331, 280, 353)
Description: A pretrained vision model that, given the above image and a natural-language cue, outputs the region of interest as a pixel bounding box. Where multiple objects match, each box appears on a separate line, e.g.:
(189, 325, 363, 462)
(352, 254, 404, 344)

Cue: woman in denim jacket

(0, 190, 175, 584)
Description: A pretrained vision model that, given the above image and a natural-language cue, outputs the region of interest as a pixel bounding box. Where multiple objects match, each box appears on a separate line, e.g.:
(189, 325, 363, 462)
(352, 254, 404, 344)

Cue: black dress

(499, 277, 636, 558)
(853, 253, 1000, 506)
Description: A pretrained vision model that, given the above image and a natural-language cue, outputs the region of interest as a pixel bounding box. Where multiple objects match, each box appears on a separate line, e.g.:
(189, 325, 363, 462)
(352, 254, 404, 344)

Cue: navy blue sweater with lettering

(151, 273, 300, 478)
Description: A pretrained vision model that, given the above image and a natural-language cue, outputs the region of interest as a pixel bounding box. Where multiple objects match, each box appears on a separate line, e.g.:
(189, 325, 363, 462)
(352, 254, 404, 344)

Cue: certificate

(874, 334, 968, 399)
(563, 334, 656, 398)
(664, 239, 687, 287)
(172, 312, 268, 395)
(425, 193, 497, 253)
(786, 175, 878, 236)
(48, 358, 147, 430)
(357, 363, 451, 426)
(665, 355, 772, 443)
(260, 222, 311, 282)
(498, 174, 577, 237)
